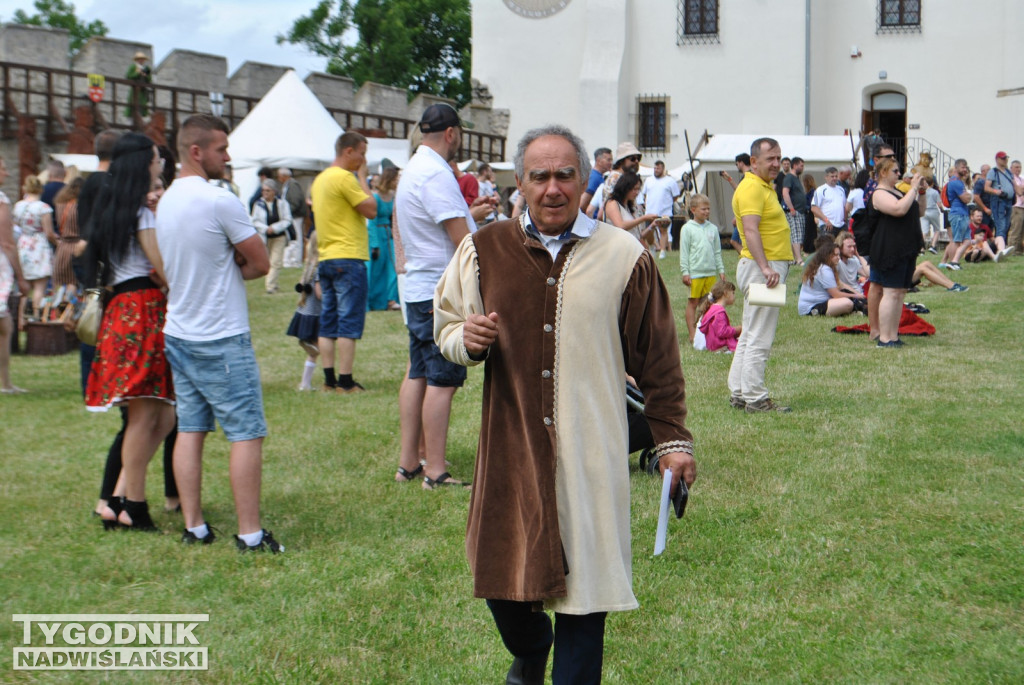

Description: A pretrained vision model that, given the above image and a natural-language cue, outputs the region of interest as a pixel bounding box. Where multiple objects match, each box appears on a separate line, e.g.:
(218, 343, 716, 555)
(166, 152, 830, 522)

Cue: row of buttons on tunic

(543, 276, 557, 426)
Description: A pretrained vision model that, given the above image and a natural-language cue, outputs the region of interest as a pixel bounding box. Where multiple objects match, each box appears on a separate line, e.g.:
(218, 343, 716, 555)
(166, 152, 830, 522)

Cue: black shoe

(99, 497, 124, 531)
(235, 529, 284, 553)
(181, 526, 217, 545)
(121, 499, 158, 531)
(506, 655, 548, 685)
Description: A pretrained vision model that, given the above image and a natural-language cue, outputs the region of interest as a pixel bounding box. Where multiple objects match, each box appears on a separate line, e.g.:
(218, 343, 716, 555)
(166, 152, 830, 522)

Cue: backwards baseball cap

(995, 151, 1008, 159)
(418, 103, 473, 133)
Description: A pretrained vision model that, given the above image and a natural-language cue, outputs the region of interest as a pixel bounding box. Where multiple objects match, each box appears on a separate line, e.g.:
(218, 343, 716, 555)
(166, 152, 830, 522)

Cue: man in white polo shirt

(392, 103, 488, 490)
(811, 167, 847, 237)
(639, 160, 680, 258)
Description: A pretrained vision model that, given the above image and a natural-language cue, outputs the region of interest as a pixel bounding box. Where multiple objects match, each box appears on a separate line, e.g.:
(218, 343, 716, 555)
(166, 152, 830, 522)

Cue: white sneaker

(658, 250, 666, 259)
(999, 246, 1015, 259)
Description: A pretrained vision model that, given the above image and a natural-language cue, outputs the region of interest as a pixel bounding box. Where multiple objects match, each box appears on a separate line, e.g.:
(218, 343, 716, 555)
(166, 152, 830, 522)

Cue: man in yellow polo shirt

(311, 131, 377, 392)
(728, 137, 793, 413)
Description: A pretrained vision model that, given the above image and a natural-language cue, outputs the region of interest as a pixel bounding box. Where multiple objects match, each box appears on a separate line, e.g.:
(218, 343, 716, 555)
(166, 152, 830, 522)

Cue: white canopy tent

(695, 134, 857, 234)
(228, 70, 344, 204)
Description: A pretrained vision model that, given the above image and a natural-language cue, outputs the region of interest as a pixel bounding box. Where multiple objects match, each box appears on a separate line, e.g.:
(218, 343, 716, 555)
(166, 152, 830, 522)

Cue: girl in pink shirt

(695, 281, 741, 352)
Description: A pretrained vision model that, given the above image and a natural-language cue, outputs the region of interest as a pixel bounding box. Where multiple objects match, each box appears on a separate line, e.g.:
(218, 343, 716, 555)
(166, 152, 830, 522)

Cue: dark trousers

(487, 599, 607, 685)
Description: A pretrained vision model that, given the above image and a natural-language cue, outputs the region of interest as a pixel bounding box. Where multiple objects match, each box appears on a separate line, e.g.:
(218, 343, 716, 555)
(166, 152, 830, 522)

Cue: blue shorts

(949, 213, 970, 243)
(164, 333, 267, 442)
(406, 300, 467, 388)
(318, 258, 367, 339)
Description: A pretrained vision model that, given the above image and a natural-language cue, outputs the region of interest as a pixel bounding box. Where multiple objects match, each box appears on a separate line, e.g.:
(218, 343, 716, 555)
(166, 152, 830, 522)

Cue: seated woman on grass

(797, 242, 866, 316)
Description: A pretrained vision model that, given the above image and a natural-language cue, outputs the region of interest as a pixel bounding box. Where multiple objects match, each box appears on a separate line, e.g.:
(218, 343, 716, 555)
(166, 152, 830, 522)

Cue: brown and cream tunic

(434, 212, 692, 615)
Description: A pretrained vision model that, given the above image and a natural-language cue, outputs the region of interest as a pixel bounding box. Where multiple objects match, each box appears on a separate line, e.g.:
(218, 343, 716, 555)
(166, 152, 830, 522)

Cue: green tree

(278, 0, 471, 107)
(12, 0, 109, 58)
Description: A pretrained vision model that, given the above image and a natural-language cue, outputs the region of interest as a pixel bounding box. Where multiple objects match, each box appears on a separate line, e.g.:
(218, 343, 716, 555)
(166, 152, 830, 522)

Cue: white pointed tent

(228, 70, 344, 203)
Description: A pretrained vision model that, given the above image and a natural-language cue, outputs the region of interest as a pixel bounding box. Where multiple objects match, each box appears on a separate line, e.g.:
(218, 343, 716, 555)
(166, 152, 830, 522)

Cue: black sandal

(395, 464, 424, 482)
(98, 497, 124, 531)
(422, 472, 471, 490)
(119, 499, 158, 531)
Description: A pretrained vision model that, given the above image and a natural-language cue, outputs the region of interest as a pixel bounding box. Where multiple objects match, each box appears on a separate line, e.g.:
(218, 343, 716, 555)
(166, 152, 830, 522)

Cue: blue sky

(1, 0, 332, 76)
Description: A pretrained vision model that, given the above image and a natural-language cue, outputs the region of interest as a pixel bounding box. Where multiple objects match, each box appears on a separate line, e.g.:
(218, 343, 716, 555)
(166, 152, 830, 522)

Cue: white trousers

(727, 258, 789, 404)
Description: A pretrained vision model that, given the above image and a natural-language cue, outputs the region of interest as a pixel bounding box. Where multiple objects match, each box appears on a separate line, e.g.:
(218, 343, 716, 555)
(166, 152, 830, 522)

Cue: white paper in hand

(654, 468, 672, 556)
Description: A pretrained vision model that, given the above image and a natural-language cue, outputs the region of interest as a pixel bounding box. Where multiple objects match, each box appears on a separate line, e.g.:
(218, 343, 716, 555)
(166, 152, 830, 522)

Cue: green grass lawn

(1, 251, 1022, 684)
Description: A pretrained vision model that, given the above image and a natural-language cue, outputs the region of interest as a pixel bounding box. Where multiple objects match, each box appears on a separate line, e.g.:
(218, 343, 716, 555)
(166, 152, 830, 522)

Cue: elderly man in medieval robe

(434, 124, 697, 685)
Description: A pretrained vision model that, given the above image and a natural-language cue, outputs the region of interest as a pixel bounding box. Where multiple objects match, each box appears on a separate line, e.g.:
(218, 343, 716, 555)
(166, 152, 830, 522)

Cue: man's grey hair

(594, 146, 611, 160)
(824, 166, 838, 175)
(749, 137, 779, 158)
(514, 125, 591, 181)
(278, 167, 292, 178)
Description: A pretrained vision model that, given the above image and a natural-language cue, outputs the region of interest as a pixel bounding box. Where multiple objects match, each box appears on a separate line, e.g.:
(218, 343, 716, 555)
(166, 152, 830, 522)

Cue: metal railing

(904, 137, 955, 180)
(1, 60, 506, 162)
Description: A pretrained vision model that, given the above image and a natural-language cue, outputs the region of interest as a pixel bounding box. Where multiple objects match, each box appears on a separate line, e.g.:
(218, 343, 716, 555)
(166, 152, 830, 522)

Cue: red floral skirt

(85, 288, 174, 410)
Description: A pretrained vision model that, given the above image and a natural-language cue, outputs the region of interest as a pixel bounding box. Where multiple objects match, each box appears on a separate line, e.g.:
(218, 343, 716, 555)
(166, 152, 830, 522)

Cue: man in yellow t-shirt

(728, 137, 793, 414)
(310, 131, 377, 392)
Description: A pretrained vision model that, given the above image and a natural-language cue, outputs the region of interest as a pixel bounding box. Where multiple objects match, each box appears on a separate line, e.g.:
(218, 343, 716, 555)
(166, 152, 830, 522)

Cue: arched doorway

(862, 90, 907, 168)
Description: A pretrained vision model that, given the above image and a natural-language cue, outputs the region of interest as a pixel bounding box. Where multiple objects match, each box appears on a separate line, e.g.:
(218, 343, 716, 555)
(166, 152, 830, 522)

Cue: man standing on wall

(310, 132, 377, 393)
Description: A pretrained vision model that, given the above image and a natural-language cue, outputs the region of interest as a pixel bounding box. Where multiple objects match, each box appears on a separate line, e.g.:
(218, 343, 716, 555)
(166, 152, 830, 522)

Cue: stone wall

(353, 81, 409, 119)
(0, 23, 69, 69)
(304, 72, 356, 112)
(228, 63, 289, 99)
(74, 36, 150, 80)
(0, 22, 509, 160)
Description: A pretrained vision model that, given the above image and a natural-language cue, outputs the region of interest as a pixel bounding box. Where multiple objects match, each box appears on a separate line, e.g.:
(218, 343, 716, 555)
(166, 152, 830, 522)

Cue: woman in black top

(866, 157, 924, 347)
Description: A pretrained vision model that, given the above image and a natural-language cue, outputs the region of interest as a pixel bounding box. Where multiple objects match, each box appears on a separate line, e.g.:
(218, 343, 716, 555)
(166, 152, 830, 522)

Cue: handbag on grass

(75, 289, 104, 345)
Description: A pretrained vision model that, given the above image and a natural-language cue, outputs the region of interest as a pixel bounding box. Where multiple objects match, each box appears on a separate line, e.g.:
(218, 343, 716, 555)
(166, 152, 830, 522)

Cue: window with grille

(637, 97, 668, 152)
(677, 0, 719, 46)
(877, 0, 921, 34)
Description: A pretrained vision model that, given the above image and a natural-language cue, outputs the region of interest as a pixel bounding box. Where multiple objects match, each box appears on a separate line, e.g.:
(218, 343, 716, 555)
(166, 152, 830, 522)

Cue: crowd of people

(2, 106, 1022, 681)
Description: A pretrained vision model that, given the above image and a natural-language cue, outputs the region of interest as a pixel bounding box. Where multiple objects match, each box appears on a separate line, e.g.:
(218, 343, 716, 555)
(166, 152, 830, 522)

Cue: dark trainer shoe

(181, 527, 216, 545)
(235, 529, 285, 554)
(745, 397, 791, 413)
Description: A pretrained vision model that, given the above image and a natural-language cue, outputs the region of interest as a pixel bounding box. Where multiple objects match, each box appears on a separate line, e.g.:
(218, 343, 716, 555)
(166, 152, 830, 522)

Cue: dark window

(877, 0, 921, 34)
(638, 99, 667, 151)
(677, 0, 719, 45)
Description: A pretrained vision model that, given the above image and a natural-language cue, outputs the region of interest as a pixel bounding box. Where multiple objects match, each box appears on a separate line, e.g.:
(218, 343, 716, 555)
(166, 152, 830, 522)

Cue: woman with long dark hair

(796, 241, 864, 317)
(85, 133, 176, 530)
(603, 170, 660, 244)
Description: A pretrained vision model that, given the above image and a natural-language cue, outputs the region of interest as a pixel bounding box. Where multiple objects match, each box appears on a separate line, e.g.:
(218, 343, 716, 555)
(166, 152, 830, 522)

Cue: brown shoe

(729, 395, 746, 410)
(745, 397, 791, 413)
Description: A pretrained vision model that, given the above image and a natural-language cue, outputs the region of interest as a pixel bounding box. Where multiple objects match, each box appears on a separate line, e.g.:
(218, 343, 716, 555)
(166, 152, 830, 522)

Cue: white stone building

(473, 0, 1024, 173)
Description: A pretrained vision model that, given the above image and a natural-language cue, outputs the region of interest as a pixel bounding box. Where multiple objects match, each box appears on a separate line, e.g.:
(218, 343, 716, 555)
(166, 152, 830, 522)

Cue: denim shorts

(318, 258, 368, 339)
(406, 300, 467, 388)
(164, 332, 267, 442)
(949, 213, 970, 243)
